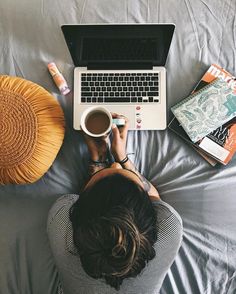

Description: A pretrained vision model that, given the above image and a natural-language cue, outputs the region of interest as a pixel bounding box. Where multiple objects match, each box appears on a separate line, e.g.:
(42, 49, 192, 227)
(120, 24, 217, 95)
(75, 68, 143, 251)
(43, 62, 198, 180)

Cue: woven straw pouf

(0, 75, 65, 184)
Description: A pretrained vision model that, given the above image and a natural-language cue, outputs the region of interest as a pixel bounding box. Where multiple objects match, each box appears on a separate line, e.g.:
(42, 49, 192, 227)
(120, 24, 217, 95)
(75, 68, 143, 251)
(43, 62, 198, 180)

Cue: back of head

(70, 174, 157, 290)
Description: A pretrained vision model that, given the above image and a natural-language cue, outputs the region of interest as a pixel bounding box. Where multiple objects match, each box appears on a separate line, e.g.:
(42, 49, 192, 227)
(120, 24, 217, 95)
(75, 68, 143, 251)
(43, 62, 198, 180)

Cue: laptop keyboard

(80, 72, 159, 103)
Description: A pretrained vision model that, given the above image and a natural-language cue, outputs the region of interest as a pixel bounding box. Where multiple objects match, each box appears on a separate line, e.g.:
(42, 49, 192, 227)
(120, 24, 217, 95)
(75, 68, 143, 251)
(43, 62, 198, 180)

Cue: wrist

(113, 152, 126, 162)
(117, 155, 129, 165)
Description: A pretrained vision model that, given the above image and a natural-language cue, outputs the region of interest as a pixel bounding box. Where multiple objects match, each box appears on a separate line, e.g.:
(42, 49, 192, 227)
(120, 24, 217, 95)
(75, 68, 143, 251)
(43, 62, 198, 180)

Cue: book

(198, 117, 236, 164)
(169, 64, 236, 165)
(168, 116, 218, 166)
(169, 115, 236, 165)
(171, 78, 236, 143)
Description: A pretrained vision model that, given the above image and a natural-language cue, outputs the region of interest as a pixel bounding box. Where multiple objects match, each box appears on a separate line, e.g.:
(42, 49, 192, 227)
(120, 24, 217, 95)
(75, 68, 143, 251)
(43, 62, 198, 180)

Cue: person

(47, 114, 183, 294)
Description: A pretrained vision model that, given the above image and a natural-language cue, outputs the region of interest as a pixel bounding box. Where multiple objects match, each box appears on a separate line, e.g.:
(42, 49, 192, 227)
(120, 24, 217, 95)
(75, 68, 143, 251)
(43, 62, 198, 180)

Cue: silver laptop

(61, 24, 175, 130)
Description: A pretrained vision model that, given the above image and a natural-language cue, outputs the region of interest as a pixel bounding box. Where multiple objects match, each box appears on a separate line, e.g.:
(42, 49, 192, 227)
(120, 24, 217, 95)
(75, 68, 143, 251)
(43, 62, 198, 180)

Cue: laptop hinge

(87, 62, 153, 70)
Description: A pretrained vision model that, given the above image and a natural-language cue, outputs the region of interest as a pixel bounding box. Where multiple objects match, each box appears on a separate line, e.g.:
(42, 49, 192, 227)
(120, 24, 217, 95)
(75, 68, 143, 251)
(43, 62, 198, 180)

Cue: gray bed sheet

(0, 0, 236, 293)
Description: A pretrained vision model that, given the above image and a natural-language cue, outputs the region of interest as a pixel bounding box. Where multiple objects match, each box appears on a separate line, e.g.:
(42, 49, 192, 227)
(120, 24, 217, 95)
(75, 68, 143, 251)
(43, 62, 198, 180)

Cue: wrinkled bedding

(0, 0, 236, 293)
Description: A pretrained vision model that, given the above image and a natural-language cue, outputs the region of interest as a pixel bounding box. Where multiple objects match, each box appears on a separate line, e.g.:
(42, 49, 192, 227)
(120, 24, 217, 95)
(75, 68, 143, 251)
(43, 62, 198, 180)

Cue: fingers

(111, 114, 129, 139)
(111, 123, 120, 139)
(111, 112, 128, 122)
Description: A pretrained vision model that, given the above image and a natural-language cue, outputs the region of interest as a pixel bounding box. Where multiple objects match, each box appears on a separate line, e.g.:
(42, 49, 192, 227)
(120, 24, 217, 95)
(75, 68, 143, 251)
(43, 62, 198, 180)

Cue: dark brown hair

(70, 174, 157, 290)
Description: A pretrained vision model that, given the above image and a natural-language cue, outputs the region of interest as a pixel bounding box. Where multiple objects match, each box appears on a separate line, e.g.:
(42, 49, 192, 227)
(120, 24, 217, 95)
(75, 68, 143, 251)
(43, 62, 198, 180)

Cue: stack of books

(169, 64, 236, 166)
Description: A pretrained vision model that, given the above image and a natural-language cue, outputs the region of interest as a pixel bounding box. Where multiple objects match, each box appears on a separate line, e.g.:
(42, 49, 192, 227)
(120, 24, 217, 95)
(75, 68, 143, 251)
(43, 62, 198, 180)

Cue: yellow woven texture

(0, 75, 65, 184)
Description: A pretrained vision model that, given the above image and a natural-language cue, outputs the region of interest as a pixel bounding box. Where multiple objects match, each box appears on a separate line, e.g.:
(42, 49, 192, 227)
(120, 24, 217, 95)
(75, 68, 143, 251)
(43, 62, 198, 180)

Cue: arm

(111, 115, 160, 200)
(120, 159, 160, 200)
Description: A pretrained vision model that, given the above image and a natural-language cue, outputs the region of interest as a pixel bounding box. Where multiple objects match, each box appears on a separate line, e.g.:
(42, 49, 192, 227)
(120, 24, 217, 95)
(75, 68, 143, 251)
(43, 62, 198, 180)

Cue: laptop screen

(61, 24, 175, 68)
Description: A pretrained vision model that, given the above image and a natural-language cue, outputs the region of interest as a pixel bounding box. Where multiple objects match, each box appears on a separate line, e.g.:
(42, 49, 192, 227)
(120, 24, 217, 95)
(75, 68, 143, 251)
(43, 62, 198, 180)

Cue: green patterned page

(171, 78, 236, 143)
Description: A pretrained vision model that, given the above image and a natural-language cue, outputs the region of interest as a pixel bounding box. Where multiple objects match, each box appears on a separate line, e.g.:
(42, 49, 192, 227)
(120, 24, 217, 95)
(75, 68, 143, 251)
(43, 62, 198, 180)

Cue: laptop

(61, 24, 175, 130)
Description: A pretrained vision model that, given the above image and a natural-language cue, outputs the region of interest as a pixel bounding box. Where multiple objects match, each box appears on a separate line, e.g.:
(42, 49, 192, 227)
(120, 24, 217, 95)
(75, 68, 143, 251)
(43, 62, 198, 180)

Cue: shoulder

(47, 194, 79, 231)
(152, 199, 183, 226)
(152, 199, 183, 256)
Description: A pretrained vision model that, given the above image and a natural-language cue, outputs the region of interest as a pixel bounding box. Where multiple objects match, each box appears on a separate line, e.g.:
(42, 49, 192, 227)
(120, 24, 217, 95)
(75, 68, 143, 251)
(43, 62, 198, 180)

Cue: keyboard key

(151, 76, 158, 81)
(104, 97, 130, 103)
(81, 97, 86, 102)
(150, 87, 159, 91)
(81, 87, 90, 91)
(148, 92, 159, 96)
(81, 92, 92, 96)
(98, 97, 103, 102)
(149, 97, 154, 102)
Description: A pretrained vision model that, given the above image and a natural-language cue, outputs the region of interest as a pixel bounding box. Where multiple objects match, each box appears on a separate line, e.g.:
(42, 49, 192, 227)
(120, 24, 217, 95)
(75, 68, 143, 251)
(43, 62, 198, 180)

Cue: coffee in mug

(81, 106, 126, 137)
(81, 106, 113, 137)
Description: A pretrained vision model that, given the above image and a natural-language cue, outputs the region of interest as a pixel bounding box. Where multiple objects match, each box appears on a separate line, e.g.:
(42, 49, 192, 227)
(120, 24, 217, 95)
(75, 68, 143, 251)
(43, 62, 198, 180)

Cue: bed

(0, 0, 236, 293)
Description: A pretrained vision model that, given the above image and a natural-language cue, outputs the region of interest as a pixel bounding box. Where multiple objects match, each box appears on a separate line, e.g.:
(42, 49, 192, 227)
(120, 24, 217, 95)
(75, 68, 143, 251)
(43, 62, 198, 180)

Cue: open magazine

(169, 64, 236, 165)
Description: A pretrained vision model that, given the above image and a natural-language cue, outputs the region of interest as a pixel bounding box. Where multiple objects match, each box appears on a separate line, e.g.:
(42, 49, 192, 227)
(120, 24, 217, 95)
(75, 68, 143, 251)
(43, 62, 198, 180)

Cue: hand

(111, 113, 129, 161)
(82, 132, 109, 162)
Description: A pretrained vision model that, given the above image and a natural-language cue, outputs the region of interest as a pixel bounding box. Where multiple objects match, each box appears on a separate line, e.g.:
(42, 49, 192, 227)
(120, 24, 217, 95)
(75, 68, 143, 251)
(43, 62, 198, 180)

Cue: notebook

(61, 24, 175, 130)
(171, 78, 236, 143)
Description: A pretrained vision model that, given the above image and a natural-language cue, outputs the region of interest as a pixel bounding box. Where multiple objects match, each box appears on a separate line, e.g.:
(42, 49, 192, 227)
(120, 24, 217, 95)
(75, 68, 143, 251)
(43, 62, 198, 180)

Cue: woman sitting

(47, 115, 183, 294)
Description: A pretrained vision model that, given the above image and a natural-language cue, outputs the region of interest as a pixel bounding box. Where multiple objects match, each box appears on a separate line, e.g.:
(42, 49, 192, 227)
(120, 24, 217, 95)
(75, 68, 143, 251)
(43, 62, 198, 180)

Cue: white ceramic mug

(81, 106, 125, 137)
